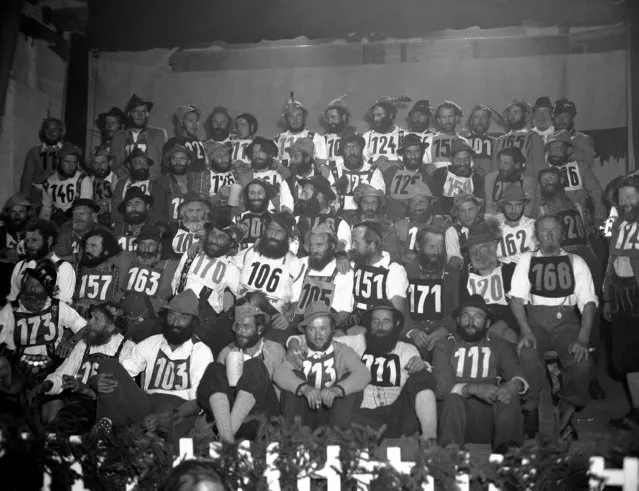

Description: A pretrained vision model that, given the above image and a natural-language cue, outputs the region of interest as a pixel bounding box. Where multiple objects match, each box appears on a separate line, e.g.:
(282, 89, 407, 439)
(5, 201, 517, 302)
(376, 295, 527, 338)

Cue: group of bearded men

(0, 90, 637, 455)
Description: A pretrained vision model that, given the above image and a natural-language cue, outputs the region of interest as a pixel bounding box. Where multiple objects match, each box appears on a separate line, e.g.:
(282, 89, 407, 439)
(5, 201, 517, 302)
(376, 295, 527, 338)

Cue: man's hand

(187, 239, 203, 259)
(517, 331, 537, 356)
(5, 248, 18, 263)
(286, 338, 307, 369)
(603, 302, 612, 322)
(56, 337, 76, 358)
(62, 375, 87, 394)
(426, 328, 448, 351)
(411, 330, 430, 349)
(405, 356, 429, 374)
(468, 384, 498, 403)
(303, 386, 323, 410)
(373, 156, 396, 173)
(143, 412, 166, 432)
(89, 373, 118, 394)
(448, 256, 463, 270)
(336, 255, 350, 274)
(493, 380, 521, 405)
(568, 340, 590, 363)
(320, 386, 343, 408)
(272, 313, 290, 331)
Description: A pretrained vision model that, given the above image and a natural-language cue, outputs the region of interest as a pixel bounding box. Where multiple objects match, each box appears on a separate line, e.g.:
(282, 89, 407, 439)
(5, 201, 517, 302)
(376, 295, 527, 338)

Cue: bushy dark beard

(327, 121, 344, 133)
(349, 249, 370, 268)
(344, 154, 364, 170)
(256, 236, 289, 259)
(82, 327, 113, 347)
(93, 167, 111, 179)
(25, 243, 50, 261)
(458, 324, 487, 343)
(540, 184, 561, 199)
(136, 251, 161, 267)
(620, 204, 639, 223)
(163, 320, 196, 345)
(81, 253, 108, 268)
(404, 156, 422, 170)
(59, 167, 77, 179)
(509, 119, 526, 131)
(20, 289, 48, 312)
(210, 160, 231, 173)
(410, 120, 429, 133)
(203, 242, 228, 259)
(211, 127, 230, 141)
(504, 207, 525, 222)
(235, 330, 260, 350)
(309, 248, 334, 271)
(124, 211, 147, 225)
(365, 329, 400, 356)
(170, 164, 188, 175)
(548, 155, 569, 167)
(130, 168, 150, 181)
(252, 157, 272, 171)
(247, 198, 268, 214)
(300, 198, 322, 218)
(450, 164, 472, 178)
(419, 253, 444, 271)
(498, 169, 521, 182)
(373, 117, 393, 133)
(294, 160, 313, 176)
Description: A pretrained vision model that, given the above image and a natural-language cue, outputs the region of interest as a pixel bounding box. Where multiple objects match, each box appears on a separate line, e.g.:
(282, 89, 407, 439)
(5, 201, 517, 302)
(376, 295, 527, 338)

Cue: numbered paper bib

(453, 344, 493, 380)
(169, 196, 184, 220)
(302, 350, 337, 389)
(408, 278, 443, 321)
(528, 256, 575, 298)
(389, 170, 421, 199)
(125, 266, 162, 297)
(442, 171, 473, 198)
(125, 179, 151, 197)
(353, 265, 389, 310)
(118, 235, 138, 252)
(503, 133, 528, 151)
(326, 134, 342, 161)
(559, 162, 583, 192)
(13, 302, 60, 348)
(243, 259, 284, 296)
(295, 275, 336, 316)
(77, 342, 124, 384)
(367, 131, 401, 160)
(93, 179, 113, 202)
(253, 170, 282, 188)
(432, 135, 453, 159)
(467, 268, 507, 305)
(210, 172, 235, 196)
(498, 226, 531, 259)
(232, 140, 252, 163)
(172, 229, 197, 255)
(362, 352, 401, 387)
(147, 351, 191, 391)
(468, 135, 493, 159)
(77, 272, 115, 301)
(557, 209, 587, 248)
(45, 180, 79, 209)
(240, 214, 267, 247)
(184, 140, 206, 165)
(611, 220, 639, 257)
(342, 168, 375, 209)
(186, 255, 227, 295)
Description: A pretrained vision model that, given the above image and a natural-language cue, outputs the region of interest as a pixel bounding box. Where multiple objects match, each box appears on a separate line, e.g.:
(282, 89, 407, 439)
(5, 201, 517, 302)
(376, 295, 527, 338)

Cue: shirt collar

(307, 343, 334, 359)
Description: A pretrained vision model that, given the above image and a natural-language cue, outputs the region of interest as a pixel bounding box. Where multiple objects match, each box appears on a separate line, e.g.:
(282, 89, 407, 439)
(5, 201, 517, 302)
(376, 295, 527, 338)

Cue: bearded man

(604, 176, 639, 427)
(190, 141, 235, 199)
(151, 144, 194, 223)
(120, 226, 179, 342)
(433, 295, 528, 453)
(111, 149, 156, 228)
(403, 226, 459, 359)
(164, 105, 207, 172)
(531, 97, 554, 144)
(40, 302, 135, 434)
(197, 292, 285, 442)
(172, 221, 242, 356)
(114, 187, 154, 252)
(83, 150, 118, 226)
(322, 97, 356, 167)
(111, 94, 167, 181)
(484, 147, 536, 216)
(238, 180, 275, 249)
(333, 134, 385, 215)
(0, 193, 32, 266)
(362, 99, 405, 166)
(55, 199, 109, 265)
(383, 133, 430, 221)
(393, 182, 440, 263)
(288, 301, 437, 440)
(275, 301, 370, 430)
(275, 94, 327, 167)
(207, 106, 234, 144)
(445, 193, 485, 270)
(170, 192, 211, 256)
(428, 101, 469, 168)
(94, 106, 126, 155)
(494, 185, 538, 265)
(92, 290, 213, 440)
(8, 219, 76, 304)
(552, 99, 596, 168)
(431, 139, 484, 215)
(0, 260, 86, 381)
(493, 99, 546, 178)
(464, 105, 499, 177)
(407, 99, 434, 138)
(39, 144, 90, 225)
(20, 118, 66, 203)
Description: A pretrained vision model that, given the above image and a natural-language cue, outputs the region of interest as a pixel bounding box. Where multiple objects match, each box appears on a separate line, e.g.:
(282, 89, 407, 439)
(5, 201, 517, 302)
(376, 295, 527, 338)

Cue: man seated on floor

(274, 301, 370, 430)
(196, 292, 285, 442)
(287, 301, 437, 440)
(39, 302, 135, 435)
(433, 295, 528, 454)
(91, 290, 213, 440)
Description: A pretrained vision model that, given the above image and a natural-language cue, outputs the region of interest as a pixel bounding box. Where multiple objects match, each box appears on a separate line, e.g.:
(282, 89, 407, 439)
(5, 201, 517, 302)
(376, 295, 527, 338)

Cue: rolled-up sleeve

(508, 252, 533, 303)
(387, 263, 409, 299)
(572, 254, 599, 311)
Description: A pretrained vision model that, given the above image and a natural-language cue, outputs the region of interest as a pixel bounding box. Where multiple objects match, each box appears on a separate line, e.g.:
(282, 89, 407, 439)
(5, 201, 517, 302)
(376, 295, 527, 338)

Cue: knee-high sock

(627, 372, 639, 409)
(230, 390, 256, 436)
(210, 393, 233, 442)
(415, 390, 437, 440)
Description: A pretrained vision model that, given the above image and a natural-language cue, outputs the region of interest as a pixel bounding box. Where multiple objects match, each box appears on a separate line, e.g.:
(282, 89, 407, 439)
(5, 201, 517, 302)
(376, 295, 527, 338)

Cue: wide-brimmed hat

(553, 99, 577, 117)
(134, 224, 163, 243)
(449, 138, 475, 157)
(269, 211, 297, 237)
(72, 199, 100, 213)
(117, 186, 153, 214)
(176, 104, 202, 122)
(299, 175, 336, 200)
(23, 260, 58, 298)
(466, 221, 501, 248)
(96, 106, 126, 129)
(163, 289, 200, 318)
(352, 183, 385, 204)
(452, 294, 494, 320)
(286, 137, 314, 158)
(399, 133, 429, 153)
(408, 100, 432, 115)
(545, 130, 573, 148)
(298, 301, 339, 328)
(533, 97, 553, 110)
(125, 94, 154, 113)
(4, 193, 32, 210)
(165, 143, 195, 161)
(234, 303, 269, 324)
(499, 184, 530, 203)
(205, 140, 232, 160)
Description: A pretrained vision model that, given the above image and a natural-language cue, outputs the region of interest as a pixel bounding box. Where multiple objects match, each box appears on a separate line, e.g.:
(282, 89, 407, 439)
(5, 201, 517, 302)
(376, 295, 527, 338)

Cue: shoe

(589, 379, 606, 400)
(523, 409, 539, 439)
(91, 417, 113, 440)
(609, 409, 639, 429)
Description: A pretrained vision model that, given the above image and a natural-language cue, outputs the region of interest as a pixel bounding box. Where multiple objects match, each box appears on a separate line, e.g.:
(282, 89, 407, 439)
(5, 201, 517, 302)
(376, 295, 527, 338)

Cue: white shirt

(121, 334, 213, 400)
(172, 253, 241, 314)
(509, 249, 598, 312)
(231, 138, 253, 164)
(8, 253, 76, 304)
(299, 257, 354, 313)
(275, 130, 328, 164)
(45, 333, 136, 394)
(352, 251, 409, 310)
(234, 246, 306, 313)
(362, 126, 405, 163)
(0, 298, 86, 354)
(445, 225, 468, 264)
(532, 125, 555, 145)
(493, 214, 539, 264)
(41, 171, 91, 212)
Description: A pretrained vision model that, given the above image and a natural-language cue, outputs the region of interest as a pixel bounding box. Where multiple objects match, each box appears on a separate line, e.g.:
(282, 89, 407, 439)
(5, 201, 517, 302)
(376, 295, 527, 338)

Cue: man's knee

(442, 393, 466, 414)
(404, 370, 436, 399)
(196, 362, 227, 411)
